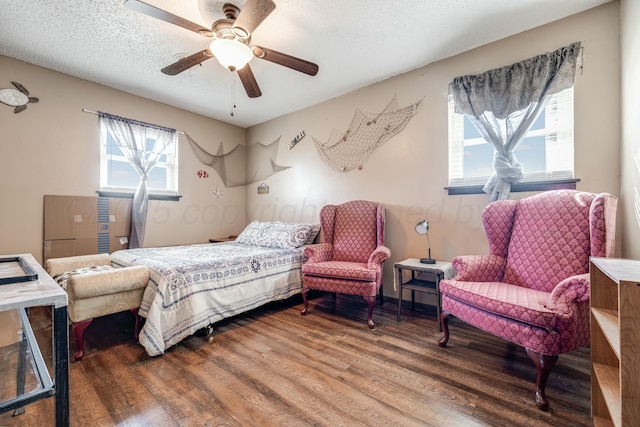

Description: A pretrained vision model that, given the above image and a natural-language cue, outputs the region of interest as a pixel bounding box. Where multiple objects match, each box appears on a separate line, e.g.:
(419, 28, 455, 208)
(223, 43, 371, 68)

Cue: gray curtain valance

(449, 42, 581, 119)
(448, 42, 581, 201)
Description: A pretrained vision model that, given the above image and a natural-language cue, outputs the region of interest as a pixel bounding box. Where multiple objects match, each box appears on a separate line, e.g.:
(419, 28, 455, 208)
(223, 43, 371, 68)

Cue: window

(99, 122, 178, 196)
(448, 87, 574, 188)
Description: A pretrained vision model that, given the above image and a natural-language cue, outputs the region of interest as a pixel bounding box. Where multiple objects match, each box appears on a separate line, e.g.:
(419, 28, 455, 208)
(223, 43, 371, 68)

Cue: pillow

(236, 221, 314, 249)
(303, 224, 321, 245)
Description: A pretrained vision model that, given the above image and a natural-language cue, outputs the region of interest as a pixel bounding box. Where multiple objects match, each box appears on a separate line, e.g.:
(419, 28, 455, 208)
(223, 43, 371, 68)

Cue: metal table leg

(53, 306, 69, 427)
(396, 266, 402, 321)
(13, 327, 27, 416)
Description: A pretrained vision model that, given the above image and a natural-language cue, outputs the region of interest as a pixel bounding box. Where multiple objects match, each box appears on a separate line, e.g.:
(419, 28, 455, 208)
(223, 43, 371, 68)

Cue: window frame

(99, 122, 180, 200)
(446, 87, 578, 195)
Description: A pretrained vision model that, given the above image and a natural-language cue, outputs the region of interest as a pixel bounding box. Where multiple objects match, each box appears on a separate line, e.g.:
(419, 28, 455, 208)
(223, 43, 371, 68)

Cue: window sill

(97, 191, 181, 202)
(445, 179, 580, 195)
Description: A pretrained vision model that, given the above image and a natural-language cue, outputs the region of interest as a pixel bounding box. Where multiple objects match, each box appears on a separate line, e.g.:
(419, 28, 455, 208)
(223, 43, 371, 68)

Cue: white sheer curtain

(449, 42, 581, 201)
(99, 112, 176, 248)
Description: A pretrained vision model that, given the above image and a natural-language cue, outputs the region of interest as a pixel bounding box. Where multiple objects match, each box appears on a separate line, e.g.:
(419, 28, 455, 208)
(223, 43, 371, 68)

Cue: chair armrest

(367, 245, 391, 268)
(452, 255, 506, 282)
(546, 273, 590, 313)
(67, 266, 150, 300)
(45, 254, 112, 277)
(304, 243, 333, 263)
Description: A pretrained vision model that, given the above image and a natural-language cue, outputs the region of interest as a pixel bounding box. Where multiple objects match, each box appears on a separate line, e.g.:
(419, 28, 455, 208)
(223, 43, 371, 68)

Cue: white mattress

(111, 242, 305, 356)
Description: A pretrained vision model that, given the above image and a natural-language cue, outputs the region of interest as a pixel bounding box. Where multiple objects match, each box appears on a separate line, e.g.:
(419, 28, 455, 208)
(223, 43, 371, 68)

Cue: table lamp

(415, 220, 436, 264)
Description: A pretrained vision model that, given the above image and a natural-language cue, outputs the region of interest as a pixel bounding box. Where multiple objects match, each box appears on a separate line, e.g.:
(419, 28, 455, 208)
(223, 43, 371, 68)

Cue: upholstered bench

(45, 253, 149, 361)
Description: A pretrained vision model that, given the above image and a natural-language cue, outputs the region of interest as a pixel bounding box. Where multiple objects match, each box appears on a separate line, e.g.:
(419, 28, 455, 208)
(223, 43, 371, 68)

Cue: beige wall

(246, 3, 621, 297)
(620, 0, 640, 259)
(0, 56, 246, 264)
(0, 3, 625, 292)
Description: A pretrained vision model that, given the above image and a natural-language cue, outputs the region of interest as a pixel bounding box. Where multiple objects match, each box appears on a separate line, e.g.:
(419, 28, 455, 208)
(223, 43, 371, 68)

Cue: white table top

(394, 258, 455, 278)
(0, 253, 68, 310)
(393, 258, 456, 292)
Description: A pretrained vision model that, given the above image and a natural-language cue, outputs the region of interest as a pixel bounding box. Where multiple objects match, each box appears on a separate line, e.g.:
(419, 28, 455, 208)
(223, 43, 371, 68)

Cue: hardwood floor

(1, 294, 594, 426)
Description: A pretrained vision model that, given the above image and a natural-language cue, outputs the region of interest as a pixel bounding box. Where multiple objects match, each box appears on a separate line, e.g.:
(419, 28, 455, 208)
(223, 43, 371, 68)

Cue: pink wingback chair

(301, 200, 391, 328)
(438, 190, 617, 410)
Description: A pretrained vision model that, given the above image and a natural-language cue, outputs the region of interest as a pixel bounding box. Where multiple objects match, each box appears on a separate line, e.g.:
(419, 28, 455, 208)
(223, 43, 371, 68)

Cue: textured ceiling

(0, 0, 610, 127)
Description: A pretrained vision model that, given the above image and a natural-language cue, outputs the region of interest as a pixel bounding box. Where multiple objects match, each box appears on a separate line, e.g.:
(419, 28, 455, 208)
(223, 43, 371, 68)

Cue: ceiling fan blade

(252, 46, 318, 76)
(161, 49, 213, 75)
(125, 0, 213, 36)
(237, 65, 262, 98)
(232, 0, 276, 37)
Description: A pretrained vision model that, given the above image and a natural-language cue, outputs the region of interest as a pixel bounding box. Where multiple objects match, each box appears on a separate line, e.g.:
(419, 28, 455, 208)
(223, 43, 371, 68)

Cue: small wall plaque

(257, 183, 269, 195)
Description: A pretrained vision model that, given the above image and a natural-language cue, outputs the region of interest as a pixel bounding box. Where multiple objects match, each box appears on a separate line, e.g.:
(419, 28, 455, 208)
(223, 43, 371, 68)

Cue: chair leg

(378, 283, 384, 306)
(437, 311, 451, 347)
(72, 319, 93, 361)
(525, 348, 558, 411)
(363, 295, 376, 329)
(130, 308, 141, 341)
(300, 288, 309, 316)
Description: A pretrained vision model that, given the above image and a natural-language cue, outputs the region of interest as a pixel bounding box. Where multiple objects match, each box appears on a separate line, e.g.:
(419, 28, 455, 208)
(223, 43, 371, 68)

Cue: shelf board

(401, 279, 437, 294)
(592, 308, 620, 358)
(593, 362, 622, 427)
(591, 257, 640, 283)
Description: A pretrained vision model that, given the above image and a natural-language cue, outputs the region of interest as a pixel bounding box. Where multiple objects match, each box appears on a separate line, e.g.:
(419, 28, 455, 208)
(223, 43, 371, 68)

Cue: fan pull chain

(230, 73, 237, 117)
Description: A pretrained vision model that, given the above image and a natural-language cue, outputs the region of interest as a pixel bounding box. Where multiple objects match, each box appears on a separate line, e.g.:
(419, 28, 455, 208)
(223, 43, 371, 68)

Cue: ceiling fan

(125, 0, 319, 98)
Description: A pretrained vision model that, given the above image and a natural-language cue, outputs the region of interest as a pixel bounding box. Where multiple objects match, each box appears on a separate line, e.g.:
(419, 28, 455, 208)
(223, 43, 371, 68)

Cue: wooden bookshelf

(590, 258, 640, 427)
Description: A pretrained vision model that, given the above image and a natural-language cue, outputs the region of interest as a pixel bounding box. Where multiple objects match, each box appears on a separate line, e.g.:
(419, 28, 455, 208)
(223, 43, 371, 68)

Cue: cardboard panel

(110, 236, 129, 252)
(44, 239, 76, 260)
(74, 238, 99, 256)
(43, 195, 75, 240)
(109, 198, 132, 236)
(74, 196, 99, 239)
(44, 195, 132, 261)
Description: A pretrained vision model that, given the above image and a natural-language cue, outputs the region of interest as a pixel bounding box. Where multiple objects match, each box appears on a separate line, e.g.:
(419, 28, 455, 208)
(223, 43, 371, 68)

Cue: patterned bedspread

(111, 242, 306, 356)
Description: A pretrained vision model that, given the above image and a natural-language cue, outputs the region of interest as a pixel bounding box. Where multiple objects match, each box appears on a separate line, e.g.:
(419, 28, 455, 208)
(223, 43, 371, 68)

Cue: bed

(110, 221, 319, 356)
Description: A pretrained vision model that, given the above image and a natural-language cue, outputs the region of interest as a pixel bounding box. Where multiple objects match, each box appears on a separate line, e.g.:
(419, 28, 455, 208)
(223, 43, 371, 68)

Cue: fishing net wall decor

(312, 96, 422, 172)
(185, 133, 289, 187)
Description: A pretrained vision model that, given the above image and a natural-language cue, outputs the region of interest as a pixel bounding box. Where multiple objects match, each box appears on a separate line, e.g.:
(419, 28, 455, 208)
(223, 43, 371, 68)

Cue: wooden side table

(394, 258, 455, 331)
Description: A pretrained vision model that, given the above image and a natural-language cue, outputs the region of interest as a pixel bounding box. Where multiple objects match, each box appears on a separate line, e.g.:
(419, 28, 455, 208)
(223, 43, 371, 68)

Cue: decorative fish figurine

(0, 82, 39, 113)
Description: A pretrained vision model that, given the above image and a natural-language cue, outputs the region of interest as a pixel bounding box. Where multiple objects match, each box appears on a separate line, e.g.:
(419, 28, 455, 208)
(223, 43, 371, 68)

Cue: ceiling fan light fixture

(232, 26, 249, 38)
(209, 38, 253, 71)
